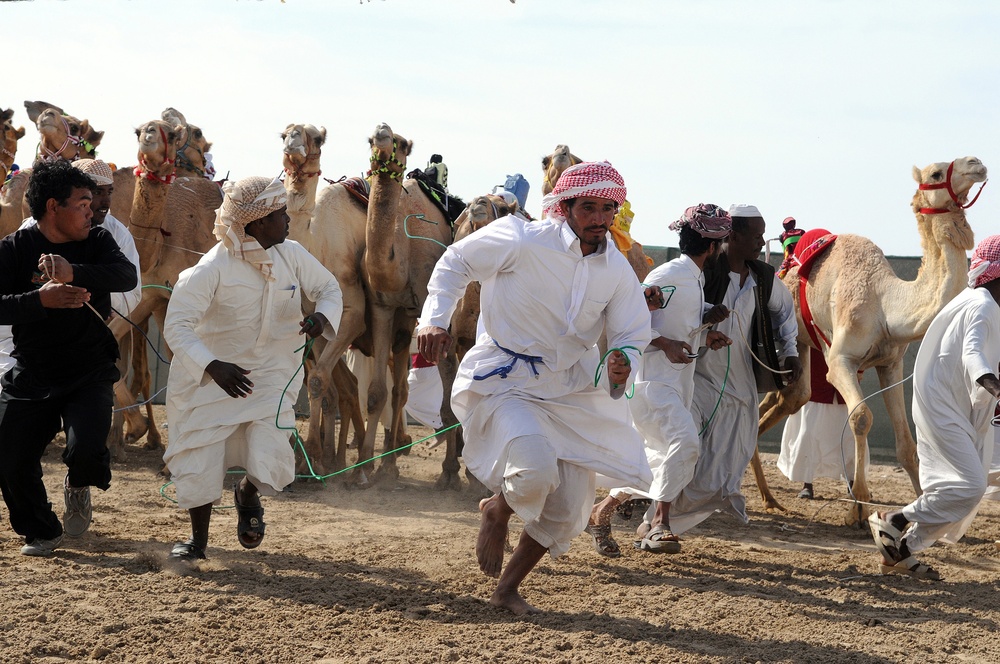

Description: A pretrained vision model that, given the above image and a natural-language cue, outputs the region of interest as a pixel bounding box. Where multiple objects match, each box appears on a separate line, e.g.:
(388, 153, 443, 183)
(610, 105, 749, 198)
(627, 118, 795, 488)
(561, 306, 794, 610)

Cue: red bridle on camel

(917, 160, 988, 215)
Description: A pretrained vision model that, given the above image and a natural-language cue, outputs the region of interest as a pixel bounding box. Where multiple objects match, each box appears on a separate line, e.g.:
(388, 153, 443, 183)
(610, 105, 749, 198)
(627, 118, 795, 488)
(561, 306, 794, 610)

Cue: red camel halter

(133, 126, 177, 186)
(917, 161, 988, 215)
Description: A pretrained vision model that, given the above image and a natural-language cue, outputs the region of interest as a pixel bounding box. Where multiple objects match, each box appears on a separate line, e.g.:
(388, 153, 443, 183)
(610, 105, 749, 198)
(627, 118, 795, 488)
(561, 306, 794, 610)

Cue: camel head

(282, 123, 326, 178)
(135, 119, 183, 182)
(0, 108, 25, 177)
(33, 106, 95, 162)
(161, 108, 212, 178)
(911, 156, 987, 251)
(368, 123, 411, 180)
(541, 144, 581, 195)
(467, 194, 513, 232)
(26, 101, 103, 160)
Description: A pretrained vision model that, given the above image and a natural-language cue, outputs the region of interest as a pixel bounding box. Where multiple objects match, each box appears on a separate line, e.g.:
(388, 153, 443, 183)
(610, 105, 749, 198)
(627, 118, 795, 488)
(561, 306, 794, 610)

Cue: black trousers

(0, 362, 119, 542)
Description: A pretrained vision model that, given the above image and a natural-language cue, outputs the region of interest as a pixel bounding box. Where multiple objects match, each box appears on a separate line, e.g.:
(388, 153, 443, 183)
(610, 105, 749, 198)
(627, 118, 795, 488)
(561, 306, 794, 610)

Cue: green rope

(158, 331, 465, 505)
(141, 284, 173, 293)
(698, 344, 730, 436)
(403, 213, 449, 250)
(594, 345, 641, 399)
(641, 283, 675, 309)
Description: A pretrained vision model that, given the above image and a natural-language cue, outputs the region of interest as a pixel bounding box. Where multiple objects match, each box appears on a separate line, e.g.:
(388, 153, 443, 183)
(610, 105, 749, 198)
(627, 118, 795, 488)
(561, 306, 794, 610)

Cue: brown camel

(299, 124, 451, 487)
(24, 100, 103, 161)
(104, 119, 222, 460)
(540, 144, 651, 282)
(280, 122, 369, 474)
(107, 107, 217, 454)
(0, 108, 27, 237)
(752, 156, 987, 526)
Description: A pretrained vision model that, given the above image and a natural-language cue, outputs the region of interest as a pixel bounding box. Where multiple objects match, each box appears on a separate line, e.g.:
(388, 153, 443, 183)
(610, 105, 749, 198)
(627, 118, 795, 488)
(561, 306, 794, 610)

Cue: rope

(402, 213, 449, 250)
(40, 255, 106, 325)
(698, 345, 730, 436)
(112, 385, 166, 413)
(594, 345, 641, 398)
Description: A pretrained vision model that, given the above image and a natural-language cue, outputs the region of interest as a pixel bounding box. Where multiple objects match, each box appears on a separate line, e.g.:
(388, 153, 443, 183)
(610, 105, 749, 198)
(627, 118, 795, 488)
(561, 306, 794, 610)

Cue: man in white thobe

(586, 204, 733, 557)
(163, 176, 342, 561)
(417, 162, 651, 615)
(667, 204, 801, 535)
(868, 235, 1000, 580)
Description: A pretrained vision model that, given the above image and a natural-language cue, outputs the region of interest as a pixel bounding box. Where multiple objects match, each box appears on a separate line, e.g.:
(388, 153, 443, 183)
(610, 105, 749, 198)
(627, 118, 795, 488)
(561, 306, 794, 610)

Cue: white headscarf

(213, 176, 286, 281)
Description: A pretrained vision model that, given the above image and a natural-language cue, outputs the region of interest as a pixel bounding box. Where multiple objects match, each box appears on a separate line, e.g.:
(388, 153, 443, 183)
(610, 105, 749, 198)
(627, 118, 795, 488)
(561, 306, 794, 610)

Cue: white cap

(73, 159, 114, 186)
(729, 203, 762, 218)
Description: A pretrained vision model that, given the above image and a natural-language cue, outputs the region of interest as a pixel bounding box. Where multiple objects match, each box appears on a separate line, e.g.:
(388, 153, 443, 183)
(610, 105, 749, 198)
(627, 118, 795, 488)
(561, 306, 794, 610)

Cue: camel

(104, 119, 222, 460)
(298, 124, 452, 487)
(280, 123, 370, 474)
(107, 108, 217, 453)
(24, 100, 103, 162)
(0, 108, 27, 237)
(751, 156, 987, 526)
(540, 144, 651, 282)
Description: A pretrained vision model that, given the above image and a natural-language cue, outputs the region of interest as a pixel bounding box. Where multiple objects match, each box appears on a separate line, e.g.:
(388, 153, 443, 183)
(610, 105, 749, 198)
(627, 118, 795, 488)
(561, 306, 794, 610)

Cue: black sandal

(234, 484, 266, 549)
(169, 539, 206, 561)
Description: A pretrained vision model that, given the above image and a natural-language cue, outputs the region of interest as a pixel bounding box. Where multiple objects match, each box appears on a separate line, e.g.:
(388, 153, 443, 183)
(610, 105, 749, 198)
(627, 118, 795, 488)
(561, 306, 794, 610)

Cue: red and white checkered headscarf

(540, 161, 627, 222)
(969, 234, 1000, 288)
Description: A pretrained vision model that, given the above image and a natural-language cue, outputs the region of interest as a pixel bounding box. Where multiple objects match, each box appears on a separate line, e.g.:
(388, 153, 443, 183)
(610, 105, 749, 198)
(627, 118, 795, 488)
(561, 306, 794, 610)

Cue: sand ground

(2, 410, 999, 663)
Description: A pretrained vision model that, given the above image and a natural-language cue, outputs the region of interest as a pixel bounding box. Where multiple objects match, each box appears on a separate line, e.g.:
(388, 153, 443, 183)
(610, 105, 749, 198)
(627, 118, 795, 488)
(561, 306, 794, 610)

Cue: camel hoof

(124, 418, 150, 446)
(373, 462, 400, 489)
(762, 498, 786, 513)
(844, 503, 870, 528)
(110, 447, 127, 463)
(465, 471, 490, 499)
(434, 470, 462, 491)
(397, 435, 413, 456)
(142, 435, 163, 451)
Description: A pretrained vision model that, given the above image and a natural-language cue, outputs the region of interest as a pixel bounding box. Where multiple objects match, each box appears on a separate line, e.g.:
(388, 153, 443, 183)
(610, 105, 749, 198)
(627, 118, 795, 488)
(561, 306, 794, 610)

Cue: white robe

(614, 255, 706, 501)
(418, 216, 653, 493)
(0, 214, 142, 382)
(901, 287, 1000, 552)
(163, 241, 342, 499)
(669, 265, 797, 534)
(778, 401, 864, 482)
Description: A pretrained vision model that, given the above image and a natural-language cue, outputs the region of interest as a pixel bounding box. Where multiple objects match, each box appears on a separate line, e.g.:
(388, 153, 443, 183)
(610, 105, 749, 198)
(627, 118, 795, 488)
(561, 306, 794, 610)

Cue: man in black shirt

(0, 160, 137, 556)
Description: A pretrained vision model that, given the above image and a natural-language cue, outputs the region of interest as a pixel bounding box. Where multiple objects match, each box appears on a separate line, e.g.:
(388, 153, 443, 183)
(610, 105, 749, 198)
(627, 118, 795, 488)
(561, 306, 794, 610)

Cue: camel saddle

(329, 176, 371, 209)
(405, 168, 466, 226)
(792, 229, 837, 349)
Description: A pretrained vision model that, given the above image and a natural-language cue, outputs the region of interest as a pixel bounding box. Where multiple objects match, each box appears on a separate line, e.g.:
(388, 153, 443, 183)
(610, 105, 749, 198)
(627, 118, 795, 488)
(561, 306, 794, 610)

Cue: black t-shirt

(0, 225, 138, 382)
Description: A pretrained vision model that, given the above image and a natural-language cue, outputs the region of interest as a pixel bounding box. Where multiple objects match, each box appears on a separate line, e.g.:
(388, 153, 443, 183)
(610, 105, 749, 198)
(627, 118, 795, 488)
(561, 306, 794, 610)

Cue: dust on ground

(2, 410, 999, 663)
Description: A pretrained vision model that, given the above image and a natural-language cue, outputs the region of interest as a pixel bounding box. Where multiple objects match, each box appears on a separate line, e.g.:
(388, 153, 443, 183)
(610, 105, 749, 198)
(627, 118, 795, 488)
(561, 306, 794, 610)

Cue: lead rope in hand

(41, 253, 107, 325)
(594, 345, 641, 398)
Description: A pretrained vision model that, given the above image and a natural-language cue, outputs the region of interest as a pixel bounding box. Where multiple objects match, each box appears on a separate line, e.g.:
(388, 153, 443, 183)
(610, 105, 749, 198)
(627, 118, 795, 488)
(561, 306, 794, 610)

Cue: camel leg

(876, 358, 921, 496)
(302, 291, 366, 477)
(435, 345, 462, 491)
(331, 357, 364, 474)
(139, 302, 170, 450)
(122, 320, 150, 445)
(356, 305, 393, 488)
(752, 350, 812, 512)
(825, 352, 873, 527)
(373, 326, 410, 487)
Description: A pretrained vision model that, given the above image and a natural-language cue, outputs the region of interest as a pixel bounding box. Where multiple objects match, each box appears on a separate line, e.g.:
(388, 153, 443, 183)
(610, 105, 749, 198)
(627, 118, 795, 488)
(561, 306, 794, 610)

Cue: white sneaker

(63, 475, 92, 537)
(20, 534, 64, 557)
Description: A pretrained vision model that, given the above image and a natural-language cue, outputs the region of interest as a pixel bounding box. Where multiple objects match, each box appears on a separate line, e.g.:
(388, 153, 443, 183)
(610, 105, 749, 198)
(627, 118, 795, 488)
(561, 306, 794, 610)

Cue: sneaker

(63, 475, 92, 537)
(20, 534, 64, 557)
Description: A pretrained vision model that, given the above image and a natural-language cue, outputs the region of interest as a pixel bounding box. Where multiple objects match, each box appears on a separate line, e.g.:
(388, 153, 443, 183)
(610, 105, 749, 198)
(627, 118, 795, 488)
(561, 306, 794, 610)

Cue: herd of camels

(0, 101, 989, 527)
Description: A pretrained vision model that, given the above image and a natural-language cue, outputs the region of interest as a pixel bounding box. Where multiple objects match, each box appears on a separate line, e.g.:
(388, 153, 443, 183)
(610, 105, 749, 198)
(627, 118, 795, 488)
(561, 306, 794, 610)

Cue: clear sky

(6, 0, 999, 256)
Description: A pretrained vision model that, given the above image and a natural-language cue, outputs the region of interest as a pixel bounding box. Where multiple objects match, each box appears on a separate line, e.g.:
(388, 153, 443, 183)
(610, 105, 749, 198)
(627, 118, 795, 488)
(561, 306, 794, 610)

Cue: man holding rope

(162, 176, 342, 561)
(868, 235, 1000, 580)
(586, 204, 733, 557)
(664, 204, 801, 535)
(417, 161, 652, 615)
(0, 160, 137, 556)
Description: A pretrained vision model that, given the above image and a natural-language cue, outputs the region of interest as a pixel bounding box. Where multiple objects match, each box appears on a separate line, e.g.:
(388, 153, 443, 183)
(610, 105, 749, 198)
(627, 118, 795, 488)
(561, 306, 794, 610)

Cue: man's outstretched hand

(206, 360, 253, 398)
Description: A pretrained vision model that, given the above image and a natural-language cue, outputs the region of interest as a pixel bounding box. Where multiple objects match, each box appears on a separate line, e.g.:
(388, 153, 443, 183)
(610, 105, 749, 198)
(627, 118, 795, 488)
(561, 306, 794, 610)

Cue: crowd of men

(0, 158, 997, 613)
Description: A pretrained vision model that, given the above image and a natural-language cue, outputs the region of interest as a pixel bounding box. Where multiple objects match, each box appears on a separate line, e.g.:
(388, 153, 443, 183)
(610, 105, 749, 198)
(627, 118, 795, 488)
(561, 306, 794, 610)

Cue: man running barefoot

(418, 162, 651, 614)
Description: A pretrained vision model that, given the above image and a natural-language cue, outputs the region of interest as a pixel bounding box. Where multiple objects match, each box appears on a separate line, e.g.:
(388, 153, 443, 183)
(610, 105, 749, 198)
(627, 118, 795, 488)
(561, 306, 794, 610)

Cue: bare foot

(489, 588, 541, 615)
(476, 495, 509, 578)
